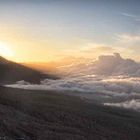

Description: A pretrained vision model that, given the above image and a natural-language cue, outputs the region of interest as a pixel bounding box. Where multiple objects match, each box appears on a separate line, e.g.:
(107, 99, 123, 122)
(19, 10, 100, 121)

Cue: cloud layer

(59, 53, 140, 77)
(5, 75, 140, 111)
(5, 54, 140, 111)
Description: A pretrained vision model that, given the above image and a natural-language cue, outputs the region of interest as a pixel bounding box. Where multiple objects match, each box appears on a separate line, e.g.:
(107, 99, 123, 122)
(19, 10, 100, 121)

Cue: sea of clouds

(5, 53, 140, 111)
(5, 75, 140, 111)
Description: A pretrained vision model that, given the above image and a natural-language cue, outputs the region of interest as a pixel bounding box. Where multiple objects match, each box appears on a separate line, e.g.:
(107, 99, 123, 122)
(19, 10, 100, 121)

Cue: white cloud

(104, 99, 140, 111)
(113, 33, 140, 60)
(60, 53, 140, 76)
(121, 12, 140, 21)
(122, 13, 136, 18)
(117, 34, 140, 42)
(5, 75, 140, 111)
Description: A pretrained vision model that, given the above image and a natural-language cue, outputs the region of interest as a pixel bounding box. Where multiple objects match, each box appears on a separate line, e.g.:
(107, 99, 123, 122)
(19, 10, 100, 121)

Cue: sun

(0, 41, 14, 58)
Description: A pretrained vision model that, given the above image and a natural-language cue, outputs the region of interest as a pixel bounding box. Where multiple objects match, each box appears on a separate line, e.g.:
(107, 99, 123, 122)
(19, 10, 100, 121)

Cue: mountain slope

(0, 86, 140, 140)
(0, 56, 56, 84)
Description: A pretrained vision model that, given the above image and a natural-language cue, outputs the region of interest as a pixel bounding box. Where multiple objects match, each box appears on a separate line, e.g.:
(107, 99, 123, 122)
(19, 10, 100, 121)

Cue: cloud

(104, 99, 140, 111)
(5, 53, 140, 111)
(121, 12, 140, 21)
(113, 33, 140, 60)
(4, 53, 140, 96)
(75, 40, 138, 62)
(5, 75, 140, 112)
(5, 75, 140, 95)
(81, 45, 116, 54)
(122, 13, 136, 18)
(118, 34, 140, 42)
(92, 53, 140, 76)
(59, 53, 140, 76)
(77, 42, 122, 60)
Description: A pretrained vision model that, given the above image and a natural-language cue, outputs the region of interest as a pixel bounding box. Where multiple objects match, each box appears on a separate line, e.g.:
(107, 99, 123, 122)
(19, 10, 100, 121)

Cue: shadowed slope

(0, 56, 57, 84)
(0, 86, 139, 140)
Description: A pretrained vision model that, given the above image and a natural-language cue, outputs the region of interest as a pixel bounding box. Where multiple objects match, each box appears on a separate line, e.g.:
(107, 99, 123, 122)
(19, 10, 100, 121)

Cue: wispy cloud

(122, 13, 136, 18)
(121, 12, 140, 21)
(114, 33, 140, 60)
(117, 34, 140, 42)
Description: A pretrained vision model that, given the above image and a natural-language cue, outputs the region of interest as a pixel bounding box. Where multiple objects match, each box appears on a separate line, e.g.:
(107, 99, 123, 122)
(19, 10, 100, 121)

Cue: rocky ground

(0, 86, 139, 140)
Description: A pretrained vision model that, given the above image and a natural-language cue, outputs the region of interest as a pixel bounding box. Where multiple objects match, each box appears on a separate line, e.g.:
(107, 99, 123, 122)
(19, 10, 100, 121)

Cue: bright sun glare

(0, 41, 14, 58)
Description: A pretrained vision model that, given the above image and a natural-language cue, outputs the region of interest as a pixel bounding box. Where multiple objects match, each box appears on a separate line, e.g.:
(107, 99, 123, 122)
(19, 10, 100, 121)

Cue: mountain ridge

(0, 56, 57, 84)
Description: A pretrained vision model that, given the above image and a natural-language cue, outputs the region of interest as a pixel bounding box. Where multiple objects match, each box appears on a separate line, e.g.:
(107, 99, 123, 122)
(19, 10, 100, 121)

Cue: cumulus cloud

(59, 53, 140, 77)
(92, 53, 140, 76)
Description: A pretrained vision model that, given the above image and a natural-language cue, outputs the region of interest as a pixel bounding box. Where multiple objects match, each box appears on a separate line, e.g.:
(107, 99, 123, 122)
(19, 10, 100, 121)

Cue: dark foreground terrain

(0, 56, 57, 84)
(0, 87, 139, 140)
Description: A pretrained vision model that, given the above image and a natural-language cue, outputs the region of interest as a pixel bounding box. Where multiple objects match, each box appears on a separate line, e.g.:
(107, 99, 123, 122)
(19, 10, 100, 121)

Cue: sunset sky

(0, 0, 140, 62)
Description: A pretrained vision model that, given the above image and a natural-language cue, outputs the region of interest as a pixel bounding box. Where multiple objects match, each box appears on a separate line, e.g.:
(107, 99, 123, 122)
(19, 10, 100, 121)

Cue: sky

(0, 0, 140, 62)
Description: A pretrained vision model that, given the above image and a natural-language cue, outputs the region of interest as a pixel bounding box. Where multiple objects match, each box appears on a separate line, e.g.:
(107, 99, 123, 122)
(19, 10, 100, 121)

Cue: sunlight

(0, 41, 14, 58)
